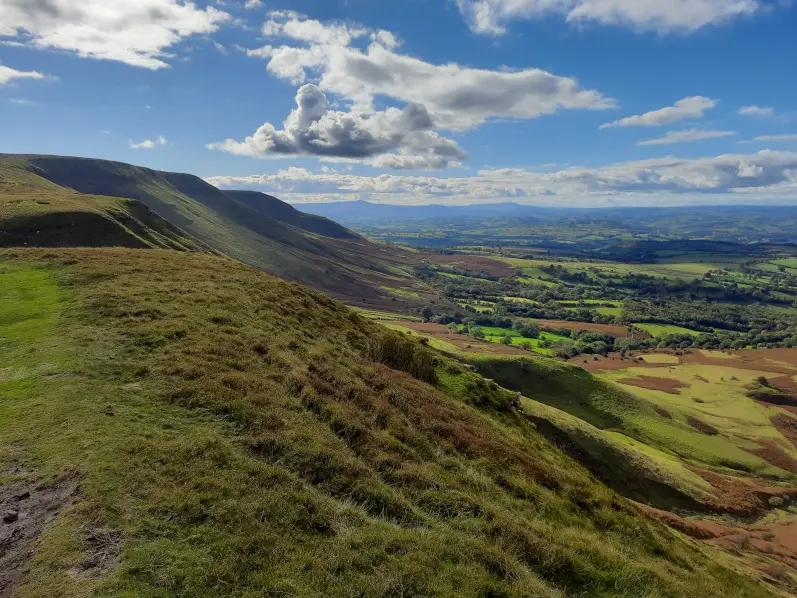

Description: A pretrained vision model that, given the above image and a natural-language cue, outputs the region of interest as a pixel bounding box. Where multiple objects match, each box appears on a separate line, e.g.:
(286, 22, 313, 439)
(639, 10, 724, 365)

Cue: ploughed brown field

(526, 319, 631, 337)
(574, 348, 797, 375)
(616, 375, 690, 394)
(426, 254, 515, 278)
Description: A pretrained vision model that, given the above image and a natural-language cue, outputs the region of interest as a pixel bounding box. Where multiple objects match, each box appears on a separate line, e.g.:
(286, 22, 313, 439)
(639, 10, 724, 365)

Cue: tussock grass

(365, 332, 438, 385)
(0, 248, 777, 597)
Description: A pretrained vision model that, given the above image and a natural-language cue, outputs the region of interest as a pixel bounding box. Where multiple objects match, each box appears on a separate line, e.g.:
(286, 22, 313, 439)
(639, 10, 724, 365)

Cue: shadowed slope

(225, 190, 358, 240)
(0, 157, 209, 252)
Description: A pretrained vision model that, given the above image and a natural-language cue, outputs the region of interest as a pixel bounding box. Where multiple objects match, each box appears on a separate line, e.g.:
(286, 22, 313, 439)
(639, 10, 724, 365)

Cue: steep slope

(0, 247, 777, 598)
(0, 157, 208, 252)
(0, 154, 432, 308)
(225, 190, 357, 239)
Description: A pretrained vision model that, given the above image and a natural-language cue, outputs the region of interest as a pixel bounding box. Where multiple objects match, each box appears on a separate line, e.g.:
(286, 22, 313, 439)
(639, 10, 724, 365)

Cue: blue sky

(1, 0, 796, 206)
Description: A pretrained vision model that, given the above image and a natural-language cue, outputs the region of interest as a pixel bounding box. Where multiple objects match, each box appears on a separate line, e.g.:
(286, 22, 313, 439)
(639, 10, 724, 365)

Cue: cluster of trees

(543, 329, 616, 359)
(421, 257, 797, 312)
(416, 255, 797, 356)
(443, 319, 542, 342)
(623, 299, 786, 333)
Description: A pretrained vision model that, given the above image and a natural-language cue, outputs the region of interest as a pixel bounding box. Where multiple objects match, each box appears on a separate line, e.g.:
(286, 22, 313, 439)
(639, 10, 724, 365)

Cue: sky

(1, 0, 796, 207)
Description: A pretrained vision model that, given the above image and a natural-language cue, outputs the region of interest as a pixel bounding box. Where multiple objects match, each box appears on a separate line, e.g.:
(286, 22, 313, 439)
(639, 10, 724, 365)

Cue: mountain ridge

(0, 154, 435, 310)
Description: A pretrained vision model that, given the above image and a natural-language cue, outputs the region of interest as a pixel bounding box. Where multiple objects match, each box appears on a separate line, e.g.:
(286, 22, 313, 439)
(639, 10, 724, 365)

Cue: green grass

(771, 258, 797, 269)
(633, 323, 703, 337)
(0, 248, 777, 598)
(601, 364, 797, 477)
(382, 323, 466, 355)
(469, 356, 796, 483)
(379, 285, 420, 298)
(354, 307, 422, 321)
(498, 256, 742, 283)
(466, 326, 569, 356)
(520, 398, 715, 505)
(501, 296, 542, 306)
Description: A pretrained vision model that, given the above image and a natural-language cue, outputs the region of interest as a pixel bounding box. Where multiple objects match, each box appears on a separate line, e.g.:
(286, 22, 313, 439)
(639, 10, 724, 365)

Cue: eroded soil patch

(0, 471, 77, 598)
(690, 467, 797, 516)
(772, 413, 797, 449)
(687, 416, 720, 436)
(747, 439, 797, 474)
(640, 505, 797, 595)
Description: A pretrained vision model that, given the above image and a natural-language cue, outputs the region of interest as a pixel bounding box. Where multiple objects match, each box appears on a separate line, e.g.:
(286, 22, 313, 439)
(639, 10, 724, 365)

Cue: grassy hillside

(0, 158, 207, 252)
(0, 247, 777, 597)
(471, 356, 797, 512)
(0, 154, 432, 309)
(225, 190, 358, 240)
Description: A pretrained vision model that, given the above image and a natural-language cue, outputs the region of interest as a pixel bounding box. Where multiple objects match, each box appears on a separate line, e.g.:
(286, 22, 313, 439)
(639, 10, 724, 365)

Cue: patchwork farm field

(496, 256, 750, 281)
(571, 348, 797, 482)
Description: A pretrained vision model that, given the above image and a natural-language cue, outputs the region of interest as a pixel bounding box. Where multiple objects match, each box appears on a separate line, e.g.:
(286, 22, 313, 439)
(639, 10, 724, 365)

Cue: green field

(498, 256, 740, 281)
(354, 307, 423, 321)
(633, 323, 703, 337)
(771, 258, 797, 269)
(462, 325, 570, 356)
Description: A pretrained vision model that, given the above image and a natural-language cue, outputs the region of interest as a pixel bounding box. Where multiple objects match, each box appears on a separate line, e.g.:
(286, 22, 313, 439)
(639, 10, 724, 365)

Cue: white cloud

(600, 97, 717, 129)
(0, 0, 230, 70)
(753, 134, 797, 142)
(244, 0, 262, 8)
(457, 0, 764, 35)
(246, 12, 614, 131)
(739, 105, 774, 117)
(205, 150, 797, 206)
(0, 63, 45, 85)
(263, 11, 367, 46)
(638, 129, 736, 146)
(130, 135, 167, 150)
(207, 84, 467, 169)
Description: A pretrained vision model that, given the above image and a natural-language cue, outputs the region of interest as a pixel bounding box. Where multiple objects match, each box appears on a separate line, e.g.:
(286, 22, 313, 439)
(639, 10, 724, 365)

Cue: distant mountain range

(297, 200, 797, 226)
(294, 200, 797, 245)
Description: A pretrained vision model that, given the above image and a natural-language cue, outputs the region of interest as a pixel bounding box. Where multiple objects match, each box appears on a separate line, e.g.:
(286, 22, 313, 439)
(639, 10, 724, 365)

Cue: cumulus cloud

(0, 0, 230, 69)
(262, 11, 368, 46)
(244, 0, 262, 8)
(205, 150, 797, 206)
(638, 129, 736, 146)
(739, 105, 774, 117)
(0, 63, 45, 85)
(130, 135, 167, 150)
(207, 84, 467, 169)
(600, 97, 717, 129)
(753, 134, 797, 142)
(457, 0, 764, 35)
(246, 11, 614, 131)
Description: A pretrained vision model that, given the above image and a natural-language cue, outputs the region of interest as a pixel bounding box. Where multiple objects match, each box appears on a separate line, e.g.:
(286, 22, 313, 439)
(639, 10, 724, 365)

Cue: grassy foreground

(0, 248, 778, 597)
